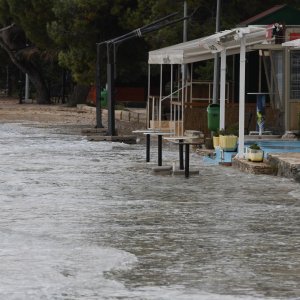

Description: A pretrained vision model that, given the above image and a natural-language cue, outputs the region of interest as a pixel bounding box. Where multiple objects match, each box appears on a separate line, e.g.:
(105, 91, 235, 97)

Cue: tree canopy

(1, 0, 300, 103)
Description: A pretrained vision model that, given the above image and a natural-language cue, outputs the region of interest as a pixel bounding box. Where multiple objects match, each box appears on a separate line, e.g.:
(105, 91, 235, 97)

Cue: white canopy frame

(282, 38, 300, 48)
(220, 49, 227, 130)
(148, 25, 268, 157)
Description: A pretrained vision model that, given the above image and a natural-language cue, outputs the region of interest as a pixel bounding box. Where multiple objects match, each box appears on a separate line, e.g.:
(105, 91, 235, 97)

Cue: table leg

(158, 135, 162, 166)
(146, 134, 150, 162)
(185, 143, 190, 178)
(179, 140, 184, 170)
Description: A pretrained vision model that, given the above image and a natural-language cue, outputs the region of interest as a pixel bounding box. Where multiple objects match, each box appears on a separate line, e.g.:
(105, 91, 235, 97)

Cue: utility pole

(212, 0, 221, 104)
(107, 43, 115, 136)
(95, 43, 104, 128)
(183, 1, 187, 42)
(182, 1, 188, 81)
(25, 74, 29, 101)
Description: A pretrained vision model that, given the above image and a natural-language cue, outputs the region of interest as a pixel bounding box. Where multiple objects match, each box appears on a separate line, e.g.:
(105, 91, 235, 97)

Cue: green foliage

(249, 143, 261, 150)
(213, 129, 219, 137)
(0, 0, 11, 25)
(219, 123, 238, 136)
(219, 129, 226, 136)
(194, 62, 214, 81)
(1, 0, 55, 49)
(226, 123, 239, 136)
(2, 0, 300, 89)
(48, 0, 144, 84)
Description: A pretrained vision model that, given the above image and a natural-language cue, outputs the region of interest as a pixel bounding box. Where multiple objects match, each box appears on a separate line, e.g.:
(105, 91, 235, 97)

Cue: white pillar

(170, 64, 173, 130)
(159, 64, 163, 128)
(147, 65, 151, 128)
(220, 49, 226, 130)
(181, 63, 184, 136)
(238, 36, 246, 158)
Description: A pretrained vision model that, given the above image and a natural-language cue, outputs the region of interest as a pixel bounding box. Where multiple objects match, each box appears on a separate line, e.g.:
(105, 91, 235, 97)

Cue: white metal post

(182, 0, 187, 95)
(147, 64, 151, 128)
(159, 64, 163, 129)
(170, 64, 173, 132)
(258, 53, 262, 93)
(181, 67, 184, 136)
(220, 49, 226, 130)
(190, 63, 193, 102)
(238, 36, 246, 157)
(178, 103, 180, 135)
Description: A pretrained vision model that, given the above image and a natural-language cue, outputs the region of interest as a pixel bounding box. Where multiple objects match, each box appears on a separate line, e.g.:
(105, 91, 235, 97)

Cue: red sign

(290, 33, 300, 41)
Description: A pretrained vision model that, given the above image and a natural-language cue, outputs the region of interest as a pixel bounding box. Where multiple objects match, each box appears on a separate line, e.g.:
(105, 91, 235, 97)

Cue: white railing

(147, 84, 188, 135)
(147, 80, 231, 134)
(190, 81, 230, 102)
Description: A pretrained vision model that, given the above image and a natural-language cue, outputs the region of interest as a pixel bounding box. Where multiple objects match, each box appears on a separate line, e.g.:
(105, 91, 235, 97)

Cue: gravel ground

(0, 98, 146, 136)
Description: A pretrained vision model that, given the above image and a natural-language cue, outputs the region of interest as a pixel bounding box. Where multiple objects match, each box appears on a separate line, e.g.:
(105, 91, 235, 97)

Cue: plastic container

(100, 89, 107, 107)
(207, 104, 220, 131)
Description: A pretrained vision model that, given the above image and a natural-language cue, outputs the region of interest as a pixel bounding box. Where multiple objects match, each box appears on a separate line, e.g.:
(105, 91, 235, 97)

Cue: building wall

(284, 27, 300, 131)
(184, 103, 280, 136)
(289, 102, 300, 130)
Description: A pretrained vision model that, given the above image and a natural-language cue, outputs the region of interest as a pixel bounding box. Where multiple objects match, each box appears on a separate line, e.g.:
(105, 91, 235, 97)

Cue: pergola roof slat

(148, 26, 268, 65)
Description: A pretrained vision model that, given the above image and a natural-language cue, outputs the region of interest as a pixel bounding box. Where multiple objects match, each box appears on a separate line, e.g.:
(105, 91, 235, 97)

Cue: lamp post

(25, 74, 29, 101)
(96, 12, 191, 136)
(95, 43, 104, 128)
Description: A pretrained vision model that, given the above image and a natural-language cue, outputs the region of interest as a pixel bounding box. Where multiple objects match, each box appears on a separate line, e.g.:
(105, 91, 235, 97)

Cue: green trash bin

(100, 89, 107, 107)
(207, 104, 220, 131)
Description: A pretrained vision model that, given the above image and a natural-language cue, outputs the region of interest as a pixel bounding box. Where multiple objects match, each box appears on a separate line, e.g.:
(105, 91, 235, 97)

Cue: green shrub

(249, 143, 261, 150)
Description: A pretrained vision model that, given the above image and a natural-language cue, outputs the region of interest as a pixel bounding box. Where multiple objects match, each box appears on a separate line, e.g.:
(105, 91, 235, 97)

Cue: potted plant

(219, 128, 238, 152)
(247, 143, 264, 162)
(213, 130, 220, 149)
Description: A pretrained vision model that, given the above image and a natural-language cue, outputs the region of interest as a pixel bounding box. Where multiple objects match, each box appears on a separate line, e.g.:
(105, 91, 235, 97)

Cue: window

(290, 51, 300, 100)
(273, 51, 284, 100)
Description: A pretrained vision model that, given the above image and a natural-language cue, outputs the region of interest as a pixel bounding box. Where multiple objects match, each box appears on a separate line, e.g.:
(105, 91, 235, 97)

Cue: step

(87, 135, 136, 144)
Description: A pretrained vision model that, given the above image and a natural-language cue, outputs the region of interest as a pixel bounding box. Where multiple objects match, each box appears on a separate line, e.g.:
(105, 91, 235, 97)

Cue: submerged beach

(0, 99, 299, 299)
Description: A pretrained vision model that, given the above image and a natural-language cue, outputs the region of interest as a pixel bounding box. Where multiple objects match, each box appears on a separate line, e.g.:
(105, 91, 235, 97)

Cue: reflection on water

(0, 123, 299, 300)
(245, 140, 300, 153)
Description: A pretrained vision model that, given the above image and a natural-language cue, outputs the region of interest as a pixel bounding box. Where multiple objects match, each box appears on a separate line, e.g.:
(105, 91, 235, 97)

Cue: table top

(164, 136, 199, 140)
(144, 132, 174, 136)
(132, 129, 173, 134)
(132, 129, 158, 133)
(247, 92, 270, 95)
(164, 136, 203, 145)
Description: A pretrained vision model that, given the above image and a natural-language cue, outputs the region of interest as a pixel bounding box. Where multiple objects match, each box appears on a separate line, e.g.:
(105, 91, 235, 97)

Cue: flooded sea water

(0, 123, 299, 300)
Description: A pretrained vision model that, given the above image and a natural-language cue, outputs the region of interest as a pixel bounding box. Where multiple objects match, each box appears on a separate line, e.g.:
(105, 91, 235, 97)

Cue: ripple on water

(0, 123, 299, 299)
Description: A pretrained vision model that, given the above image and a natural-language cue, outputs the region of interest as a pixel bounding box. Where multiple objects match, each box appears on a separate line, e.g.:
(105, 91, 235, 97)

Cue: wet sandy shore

(0, 98, 146, 135)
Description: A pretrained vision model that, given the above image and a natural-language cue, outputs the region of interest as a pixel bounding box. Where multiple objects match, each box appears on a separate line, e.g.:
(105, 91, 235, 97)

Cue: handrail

(149, 83, 190, 103)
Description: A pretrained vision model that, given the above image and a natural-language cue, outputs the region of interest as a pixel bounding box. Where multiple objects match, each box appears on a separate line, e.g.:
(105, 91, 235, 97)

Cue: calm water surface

(0, 123, 299, 300)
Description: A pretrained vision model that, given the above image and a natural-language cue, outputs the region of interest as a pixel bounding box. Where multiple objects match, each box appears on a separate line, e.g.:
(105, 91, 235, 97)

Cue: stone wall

(267, 153, 300, 182)
(77, 104, 147, 125)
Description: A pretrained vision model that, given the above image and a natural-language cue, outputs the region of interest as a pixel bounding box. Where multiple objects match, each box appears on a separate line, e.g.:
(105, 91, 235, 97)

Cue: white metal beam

(238, 36, 246, 157)
(159, 64, 163, 128)
(220, 49, 226, 130)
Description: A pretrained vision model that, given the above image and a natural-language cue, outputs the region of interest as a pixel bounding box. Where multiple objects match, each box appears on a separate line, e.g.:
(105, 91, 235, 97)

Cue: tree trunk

(68, 84, 90, 106)
(25, 66, 50, 104)
(0, 24, 51, 104)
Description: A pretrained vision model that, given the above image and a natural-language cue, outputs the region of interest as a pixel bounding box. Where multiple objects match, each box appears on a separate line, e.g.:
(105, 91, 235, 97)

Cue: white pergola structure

(282, 38, 300, 48)
(148, 25, 268, 157)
